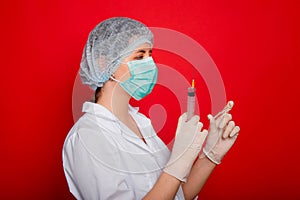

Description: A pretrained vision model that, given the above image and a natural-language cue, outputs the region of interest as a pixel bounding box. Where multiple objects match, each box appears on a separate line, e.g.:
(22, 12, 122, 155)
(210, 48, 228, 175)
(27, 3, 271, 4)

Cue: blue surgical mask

(111, 57, 158, 100)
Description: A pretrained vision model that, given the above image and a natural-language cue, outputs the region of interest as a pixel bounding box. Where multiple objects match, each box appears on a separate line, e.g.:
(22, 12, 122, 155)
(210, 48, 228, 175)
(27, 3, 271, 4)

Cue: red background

(1, 0, 300, 199)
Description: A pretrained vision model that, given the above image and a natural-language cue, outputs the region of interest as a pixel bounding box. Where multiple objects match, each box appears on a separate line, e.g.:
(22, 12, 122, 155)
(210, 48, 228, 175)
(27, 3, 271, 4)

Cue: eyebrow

(135, 49, 152, 54)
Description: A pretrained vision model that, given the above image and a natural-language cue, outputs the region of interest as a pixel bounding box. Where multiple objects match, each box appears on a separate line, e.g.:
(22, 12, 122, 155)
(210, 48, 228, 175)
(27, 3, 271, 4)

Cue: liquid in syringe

(187, 79, 196, 121)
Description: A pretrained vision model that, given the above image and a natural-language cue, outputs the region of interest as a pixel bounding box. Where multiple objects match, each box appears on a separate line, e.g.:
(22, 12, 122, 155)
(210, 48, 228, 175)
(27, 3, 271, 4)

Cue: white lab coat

(63, 102, 185, 199)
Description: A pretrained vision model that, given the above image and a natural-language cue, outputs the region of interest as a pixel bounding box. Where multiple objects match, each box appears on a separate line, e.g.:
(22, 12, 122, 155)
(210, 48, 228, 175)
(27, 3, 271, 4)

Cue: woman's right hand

(163, 113, 208, 182)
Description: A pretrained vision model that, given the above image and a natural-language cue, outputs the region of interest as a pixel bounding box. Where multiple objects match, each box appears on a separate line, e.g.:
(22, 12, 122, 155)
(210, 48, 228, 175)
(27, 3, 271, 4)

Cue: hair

(94, 87, 102, 103)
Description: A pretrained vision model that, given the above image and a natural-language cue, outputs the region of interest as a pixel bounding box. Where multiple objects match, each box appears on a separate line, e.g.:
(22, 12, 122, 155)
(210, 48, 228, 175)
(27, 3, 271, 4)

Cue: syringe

(187, 79, 196, 121)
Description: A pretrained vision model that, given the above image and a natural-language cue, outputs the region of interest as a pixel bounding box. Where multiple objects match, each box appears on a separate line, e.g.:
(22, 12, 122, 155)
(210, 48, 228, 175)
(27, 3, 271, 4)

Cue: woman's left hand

(201, 101, 240, 164)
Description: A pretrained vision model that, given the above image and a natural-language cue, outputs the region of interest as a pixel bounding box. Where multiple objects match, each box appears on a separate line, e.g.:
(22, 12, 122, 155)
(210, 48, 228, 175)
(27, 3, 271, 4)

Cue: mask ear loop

(110, 74, 122, 83)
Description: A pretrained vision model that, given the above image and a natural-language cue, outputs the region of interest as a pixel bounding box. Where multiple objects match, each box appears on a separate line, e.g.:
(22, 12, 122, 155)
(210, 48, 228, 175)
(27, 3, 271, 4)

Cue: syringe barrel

(187, 87, 196, 121)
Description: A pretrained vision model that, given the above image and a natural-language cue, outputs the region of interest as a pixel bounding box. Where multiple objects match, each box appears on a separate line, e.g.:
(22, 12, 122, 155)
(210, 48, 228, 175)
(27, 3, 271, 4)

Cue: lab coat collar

(82, 102, 139, 121)
(82, 101, 153, 152)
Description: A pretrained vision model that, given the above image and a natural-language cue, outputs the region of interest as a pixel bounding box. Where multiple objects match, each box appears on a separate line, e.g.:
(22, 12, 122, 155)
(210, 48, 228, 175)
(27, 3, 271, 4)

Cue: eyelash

(135, 54, 152, 60)
(135, 55, 144, 60)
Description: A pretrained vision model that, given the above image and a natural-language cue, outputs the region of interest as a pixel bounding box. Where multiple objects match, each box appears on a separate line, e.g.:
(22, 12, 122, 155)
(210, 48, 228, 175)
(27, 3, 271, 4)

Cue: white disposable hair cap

(79, 17, 154, 90)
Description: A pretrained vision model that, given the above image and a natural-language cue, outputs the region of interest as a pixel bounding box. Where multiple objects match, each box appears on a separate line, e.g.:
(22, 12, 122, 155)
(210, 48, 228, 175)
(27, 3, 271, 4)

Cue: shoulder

(63, 113, 121, 170)
(63, 113, 118, 155)
(64, 114, 99, 141)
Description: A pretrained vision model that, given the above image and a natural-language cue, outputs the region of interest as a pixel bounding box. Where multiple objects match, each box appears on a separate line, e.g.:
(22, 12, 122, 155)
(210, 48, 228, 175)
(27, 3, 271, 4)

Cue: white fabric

(62, 102, 185, 200)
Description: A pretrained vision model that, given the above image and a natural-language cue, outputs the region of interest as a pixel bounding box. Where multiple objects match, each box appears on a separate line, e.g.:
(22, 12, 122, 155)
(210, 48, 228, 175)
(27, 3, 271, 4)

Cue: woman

(63, 17, 240, 200)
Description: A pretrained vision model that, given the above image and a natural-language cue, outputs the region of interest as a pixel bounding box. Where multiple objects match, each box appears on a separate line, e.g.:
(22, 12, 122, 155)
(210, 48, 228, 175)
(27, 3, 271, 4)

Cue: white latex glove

(164, 113, 208, 182)
(202, 101, 240, 164)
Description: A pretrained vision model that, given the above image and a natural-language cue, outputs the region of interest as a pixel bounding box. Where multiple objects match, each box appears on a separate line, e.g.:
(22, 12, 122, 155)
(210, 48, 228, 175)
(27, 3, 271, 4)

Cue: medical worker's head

(79, 17, 154, 91)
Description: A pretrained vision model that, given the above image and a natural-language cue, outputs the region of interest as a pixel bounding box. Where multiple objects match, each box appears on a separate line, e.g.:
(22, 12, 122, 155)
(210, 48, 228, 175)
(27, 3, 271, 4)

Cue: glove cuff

(163, 166, 189, 182)
(203, 149, 221, 165)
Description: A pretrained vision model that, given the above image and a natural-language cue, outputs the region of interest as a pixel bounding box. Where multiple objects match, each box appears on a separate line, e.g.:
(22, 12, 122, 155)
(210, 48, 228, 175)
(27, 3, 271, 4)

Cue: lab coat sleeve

(63, 125, 136, 200)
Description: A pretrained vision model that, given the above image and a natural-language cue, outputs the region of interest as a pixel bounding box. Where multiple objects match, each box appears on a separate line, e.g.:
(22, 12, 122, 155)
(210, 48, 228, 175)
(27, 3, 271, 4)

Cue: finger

(213, 109, 226, 120)
(176, 113, 187, 136)
(218, 113, 232, 128)
(223, 121, 235, 139)
(208, 114, 215, 123)
(192, 129, 208, 149)
(201, 129, 208, 136)
(179, 112, 187, 122)
(213, 101, 234, 120)
(226, 100, 234, 112)
(229, 126, 240, 137)
(187, 115, 200, 125)
(208, 114, 219, 133)
(199, 129, 208, 145)
(196, 122, 204, 133)
(208, 114, 217, 128)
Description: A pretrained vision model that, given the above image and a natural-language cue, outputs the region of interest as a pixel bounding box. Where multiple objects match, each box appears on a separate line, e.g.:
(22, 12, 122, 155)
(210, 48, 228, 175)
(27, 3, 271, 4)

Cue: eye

(135, 55, 144, 60)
